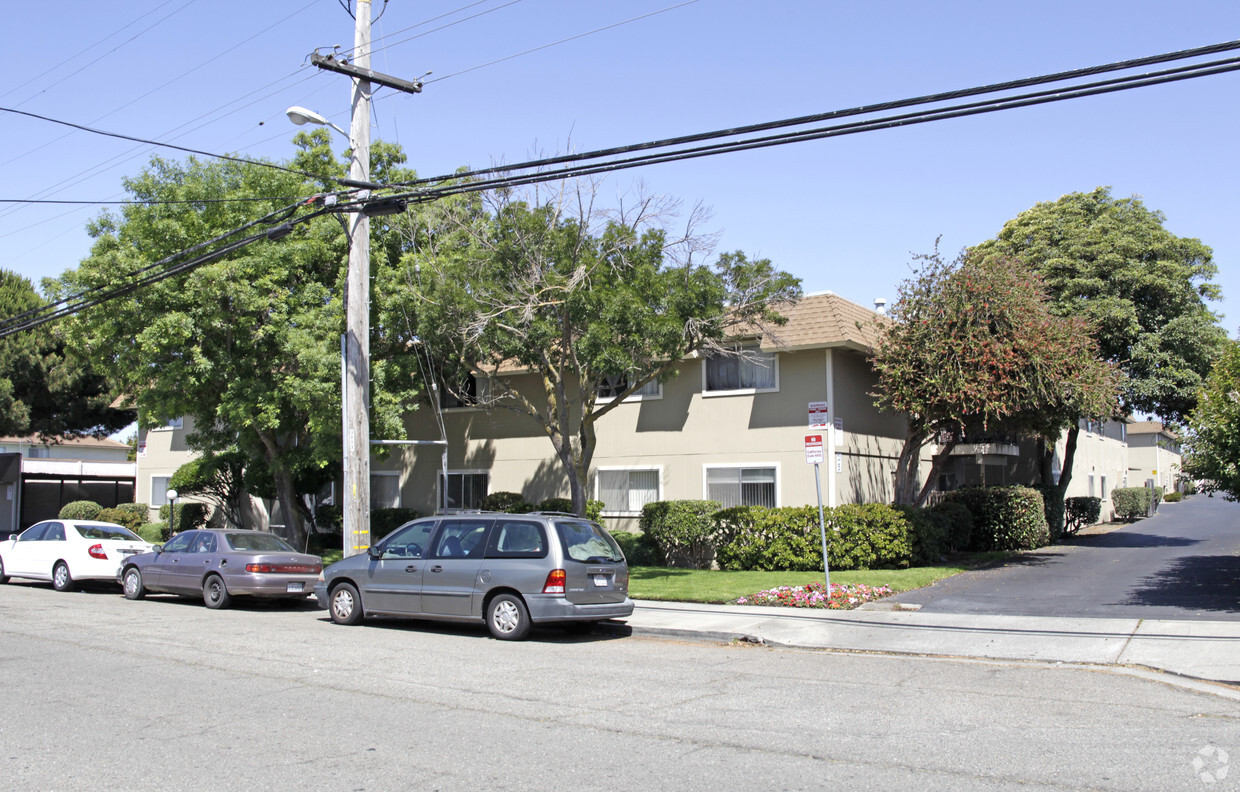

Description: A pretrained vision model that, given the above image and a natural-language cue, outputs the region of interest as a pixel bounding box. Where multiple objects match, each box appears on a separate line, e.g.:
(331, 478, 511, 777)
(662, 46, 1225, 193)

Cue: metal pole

(814, 462, 831, 590)
(343, 0, 373, 557)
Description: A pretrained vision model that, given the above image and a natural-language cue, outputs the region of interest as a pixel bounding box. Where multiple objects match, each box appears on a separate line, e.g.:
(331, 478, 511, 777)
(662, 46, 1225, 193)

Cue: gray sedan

(119, 529, 322, 609)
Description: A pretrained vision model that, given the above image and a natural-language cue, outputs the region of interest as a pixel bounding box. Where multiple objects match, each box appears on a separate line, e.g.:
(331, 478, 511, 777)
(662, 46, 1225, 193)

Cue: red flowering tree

(873, 249, 1121, 506)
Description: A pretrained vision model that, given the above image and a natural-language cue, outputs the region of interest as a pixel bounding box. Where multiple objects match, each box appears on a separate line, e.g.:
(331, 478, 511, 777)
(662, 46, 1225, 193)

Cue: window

(442, 472, 488, 510)
(704, 348, 777, 393)
(151, 475, 173, 507)
(597, 375, 661, 401)
(597, 468, 660, 514)
(486, 520, 548, 558)
(152, 417, 183, 431)
(371, 472, 401, 509)
(706, 466, 777, 508)
(1101, 475, 1108, 500)
(439, 373, 478, 409)
(431, 518, 491, 558)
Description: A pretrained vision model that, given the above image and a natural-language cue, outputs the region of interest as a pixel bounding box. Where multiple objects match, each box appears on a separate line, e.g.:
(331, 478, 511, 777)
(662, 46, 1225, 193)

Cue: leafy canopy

(1181, 339, 1240, 500)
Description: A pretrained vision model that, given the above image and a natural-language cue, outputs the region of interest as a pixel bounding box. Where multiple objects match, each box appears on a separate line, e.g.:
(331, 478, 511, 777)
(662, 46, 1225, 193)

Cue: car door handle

(430, 565, 443, 573)
(405, 565, 419, 573)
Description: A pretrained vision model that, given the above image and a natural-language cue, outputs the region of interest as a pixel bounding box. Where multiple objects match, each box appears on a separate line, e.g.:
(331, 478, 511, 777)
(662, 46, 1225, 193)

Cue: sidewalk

(614, 599, 1240, 693)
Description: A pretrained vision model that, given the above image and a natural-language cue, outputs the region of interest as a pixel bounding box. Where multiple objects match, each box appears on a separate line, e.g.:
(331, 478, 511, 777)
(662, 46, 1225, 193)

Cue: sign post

(805, 434, 831, 590)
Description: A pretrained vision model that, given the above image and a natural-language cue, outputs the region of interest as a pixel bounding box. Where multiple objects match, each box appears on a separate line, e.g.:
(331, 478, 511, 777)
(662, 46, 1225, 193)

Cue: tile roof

(1127, 421, 1178, 439)
(759, 292, 886, 353)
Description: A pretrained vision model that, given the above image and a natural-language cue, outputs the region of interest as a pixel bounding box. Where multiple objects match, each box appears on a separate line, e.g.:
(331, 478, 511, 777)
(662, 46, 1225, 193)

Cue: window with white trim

(371, 472, 401, 509)
(151, 475, 173, 507)
(152, 417, 183, 431)
(597, 468, 660, 514)
(440, 374, 490, 410)
(442, 471, 488, 510)
(704, 348, 777, 393)
(706, 466, 777, 508)
(597, 375, 661, 401)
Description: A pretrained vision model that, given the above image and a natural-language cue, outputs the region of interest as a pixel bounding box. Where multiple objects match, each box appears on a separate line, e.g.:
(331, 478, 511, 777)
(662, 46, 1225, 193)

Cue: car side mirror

(152, 544, 163, 554)
(367, 545, 383, 560)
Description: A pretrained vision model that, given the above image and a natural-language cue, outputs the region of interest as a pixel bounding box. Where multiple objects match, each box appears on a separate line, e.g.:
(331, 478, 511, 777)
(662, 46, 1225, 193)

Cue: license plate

(591, 575, 610, 587)
(286, 582, 304, 593)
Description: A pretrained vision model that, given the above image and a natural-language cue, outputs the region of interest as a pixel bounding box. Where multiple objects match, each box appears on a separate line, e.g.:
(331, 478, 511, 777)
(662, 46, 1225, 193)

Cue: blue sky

(4, 0, 1240, 335)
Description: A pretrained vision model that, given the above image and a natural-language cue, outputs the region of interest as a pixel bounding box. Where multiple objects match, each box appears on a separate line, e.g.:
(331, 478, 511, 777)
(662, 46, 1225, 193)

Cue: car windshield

(74, 523, 142, 541)
(555, 520, 624, 563)
(224, 532, 295, 552)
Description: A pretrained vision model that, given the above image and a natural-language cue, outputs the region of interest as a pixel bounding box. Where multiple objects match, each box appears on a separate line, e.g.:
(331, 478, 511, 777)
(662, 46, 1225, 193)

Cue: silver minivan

(313, 512, 633, 640)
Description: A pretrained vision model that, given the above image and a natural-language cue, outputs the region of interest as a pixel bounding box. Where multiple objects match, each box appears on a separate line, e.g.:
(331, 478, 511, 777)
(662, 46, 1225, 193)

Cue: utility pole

(343, 0, 373, 557)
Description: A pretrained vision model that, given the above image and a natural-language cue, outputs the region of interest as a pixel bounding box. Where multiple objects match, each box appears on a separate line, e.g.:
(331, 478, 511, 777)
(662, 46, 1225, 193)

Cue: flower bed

(736, 582, 894, 609)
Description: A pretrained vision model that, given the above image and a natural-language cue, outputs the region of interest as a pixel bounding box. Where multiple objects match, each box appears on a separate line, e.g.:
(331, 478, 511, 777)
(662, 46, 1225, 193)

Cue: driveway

(888, 495, 1240, 620)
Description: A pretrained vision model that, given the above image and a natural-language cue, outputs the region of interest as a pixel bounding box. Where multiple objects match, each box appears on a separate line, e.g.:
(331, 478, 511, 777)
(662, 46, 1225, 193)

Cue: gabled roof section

(759, 291, 887, 354)
(1127, 421, 1178, 440)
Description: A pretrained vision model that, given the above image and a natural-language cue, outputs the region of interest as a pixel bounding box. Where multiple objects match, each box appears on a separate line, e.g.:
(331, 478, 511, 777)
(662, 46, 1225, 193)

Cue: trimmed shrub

(537, 497, 574, 514)
(1033, 484, 1066, 540)
(714, 503, 914, 571)
(307, 530, 342, 555)
(610, 530, 660, 566)
(97, 507, 144, 533)
(894, 505, 947, 566)
(930, 500, 974, 552)
(586, 499, 604, 523)
(138, 522, 168, 543)
(1112, 487, 1152, 521)
(482, 491, 533, 513)
(114, 502, 152, 525)
(946, 486, 1049, 551)
(160, 502, 209, 533)
(1163, 491, 1183, 503)
(640, 500, 720, 568)
(59, 500, 102, 521)
(828, 503, 913, 570)
(371, 508, 420, 541)
(1064, 496, 1102, 535)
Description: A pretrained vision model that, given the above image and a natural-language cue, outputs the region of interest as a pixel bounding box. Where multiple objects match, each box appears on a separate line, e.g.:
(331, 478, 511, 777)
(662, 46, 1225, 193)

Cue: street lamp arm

(286, 106, 350, 140)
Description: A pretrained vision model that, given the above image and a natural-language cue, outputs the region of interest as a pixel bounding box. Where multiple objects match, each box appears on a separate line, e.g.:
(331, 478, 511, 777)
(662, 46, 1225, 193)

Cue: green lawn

(628, 557, 1005, 604)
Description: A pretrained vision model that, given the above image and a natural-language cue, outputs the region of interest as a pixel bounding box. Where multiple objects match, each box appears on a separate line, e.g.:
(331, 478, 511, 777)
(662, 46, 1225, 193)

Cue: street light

(285, 106, 349, 139)
(165, 489, 178, 534)
(287, 95, 373, 559)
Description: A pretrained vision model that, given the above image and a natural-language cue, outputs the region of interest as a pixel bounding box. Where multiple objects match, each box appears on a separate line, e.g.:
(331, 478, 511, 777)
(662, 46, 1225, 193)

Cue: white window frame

(440, 470, 490, 511)
(150, 475, 173, 507)
(701, 348, 779, 397)
(595, 466, 662, 516)
(370, 471, 401, 509)
(151, 417, 183, 432)
(702, 463, 780, 509)
(597, 375, 663, 403)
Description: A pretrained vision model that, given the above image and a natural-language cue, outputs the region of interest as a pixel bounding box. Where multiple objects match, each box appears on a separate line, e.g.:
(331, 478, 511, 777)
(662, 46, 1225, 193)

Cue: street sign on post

(804, 434, 825, 464)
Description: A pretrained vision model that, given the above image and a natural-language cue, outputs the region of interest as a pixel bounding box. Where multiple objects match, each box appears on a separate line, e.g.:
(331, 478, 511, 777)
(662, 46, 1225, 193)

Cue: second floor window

(440, 374, 478, 409)
(597, 375, 660, 400)
(704, 349, 776, 393)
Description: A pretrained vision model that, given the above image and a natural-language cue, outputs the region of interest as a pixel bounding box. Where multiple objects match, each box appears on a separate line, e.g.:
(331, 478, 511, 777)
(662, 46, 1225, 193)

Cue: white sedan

(0, 520, 154, 591)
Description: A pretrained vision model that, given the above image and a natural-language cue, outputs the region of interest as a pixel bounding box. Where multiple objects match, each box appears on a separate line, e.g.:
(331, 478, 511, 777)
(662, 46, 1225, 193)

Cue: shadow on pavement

(1068, 533, 1201, 549)
(1115, 555, 1240, 613)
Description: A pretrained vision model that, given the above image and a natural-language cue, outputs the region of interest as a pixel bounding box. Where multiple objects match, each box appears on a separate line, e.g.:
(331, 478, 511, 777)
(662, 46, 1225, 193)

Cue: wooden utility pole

(343, 0, 373, 557)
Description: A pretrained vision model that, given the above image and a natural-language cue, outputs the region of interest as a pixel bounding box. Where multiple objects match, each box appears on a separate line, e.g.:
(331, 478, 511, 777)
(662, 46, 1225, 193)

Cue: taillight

(88, 544, 107, 560)
(246, 563, 321, 574)
(542, 568, 566, 594)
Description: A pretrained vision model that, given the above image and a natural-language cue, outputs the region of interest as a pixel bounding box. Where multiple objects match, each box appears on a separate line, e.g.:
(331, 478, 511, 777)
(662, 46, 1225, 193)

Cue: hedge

(97, 506, 145, 533)
(160, 502, 209, 533)
(945, 486, 1049, 551)
(371, 508, 421, 541)
(59, 500, 102, 521)
(611, 530, 660, 566)
(138, 522, 168, 543)
(1032, 484, 1066, 540)
(1112, 487, 1163, 521)
(713, 503, 916, 572)
(640, 500, 720, 568)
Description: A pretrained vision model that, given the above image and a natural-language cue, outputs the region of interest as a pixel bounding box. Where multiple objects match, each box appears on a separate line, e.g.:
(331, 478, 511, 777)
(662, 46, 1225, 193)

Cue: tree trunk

(893, 430, 928, 505)
(1044, 424, 1080, 537)
(914, 436, 959, 507)
(272, 465, 307, 550)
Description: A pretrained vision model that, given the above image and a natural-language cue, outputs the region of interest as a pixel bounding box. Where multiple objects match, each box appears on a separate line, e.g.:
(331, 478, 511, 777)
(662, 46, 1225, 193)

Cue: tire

(487, 593, 531, 641)
(328, 582, 363, 625)
(0, 556, 8, 584)
(52, 561, 75, 592)
(202, 575, 232, 609)
(122, 567, 146, 600)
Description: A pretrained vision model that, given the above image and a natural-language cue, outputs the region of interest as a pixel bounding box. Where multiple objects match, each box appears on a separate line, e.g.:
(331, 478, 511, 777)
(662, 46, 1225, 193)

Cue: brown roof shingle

(760, 292, 886, 353)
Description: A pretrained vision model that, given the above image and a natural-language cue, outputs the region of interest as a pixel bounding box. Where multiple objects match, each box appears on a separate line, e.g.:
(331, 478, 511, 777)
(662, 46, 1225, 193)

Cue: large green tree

(873, 250, 1120, 506)
(394, 184, 802, 515)
(1181, 338, 1240, 500)
(53, 132, 424, 548)
(973, 187, 1227, 501)
(0, 269, 130, 439)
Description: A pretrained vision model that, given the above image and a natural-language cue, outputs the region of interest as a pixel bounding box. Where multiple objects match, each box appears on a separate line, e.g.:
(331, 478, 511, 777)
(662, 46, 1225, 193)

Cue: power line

(0, 105, 342, 184)
(0, 197, 303, 206)
(423, 0, 700, 84)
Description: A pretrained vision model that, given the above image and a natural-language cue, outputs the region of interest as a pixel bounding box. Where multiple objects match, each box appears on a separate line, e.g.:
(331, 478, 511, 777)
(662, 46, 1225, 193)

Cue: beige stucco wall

(385, 346, 909, 529)
(1127, 430, 1182, 493)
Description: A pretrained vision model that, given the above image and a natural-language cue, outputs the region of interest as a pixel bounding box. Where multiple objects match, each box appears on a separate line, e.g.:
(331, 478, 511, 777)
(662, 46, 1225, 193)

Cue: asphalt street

(888, 496, 1240, 620)
(0, 582, 1237, 791)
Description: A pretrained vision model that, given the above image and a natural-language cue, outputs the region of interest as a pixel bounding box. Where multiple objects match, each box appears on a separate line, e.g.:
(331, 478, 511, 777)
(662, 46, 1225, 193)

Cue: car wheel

(122, 567, 146, 600)
(329, 583, 363, 625)
(52, 561, 75, 592)
(0, 556, 8, 584)
(487, 593, 531, 641)
(202, 575, 231, 609)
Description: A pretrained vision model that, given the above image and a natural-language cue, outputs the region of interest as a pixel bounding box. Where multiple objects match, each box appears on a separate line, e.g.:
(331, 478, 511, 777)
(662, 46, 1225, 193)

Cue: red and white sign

(804, 434, 825, 464)
(808, 401, 829, 427)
